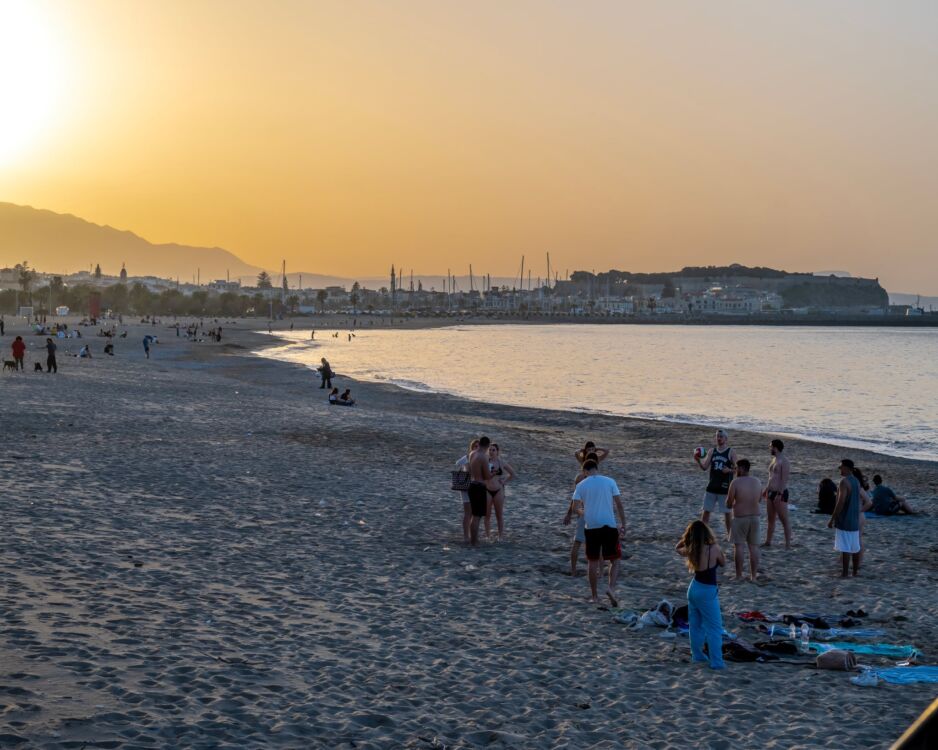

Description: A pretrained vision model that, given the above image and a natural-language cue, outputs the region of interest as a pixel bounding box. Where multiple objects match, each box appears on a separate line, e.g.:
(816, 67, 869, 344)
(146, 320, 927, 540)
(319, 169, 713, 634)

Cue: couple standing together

(457, 437, 516, 546)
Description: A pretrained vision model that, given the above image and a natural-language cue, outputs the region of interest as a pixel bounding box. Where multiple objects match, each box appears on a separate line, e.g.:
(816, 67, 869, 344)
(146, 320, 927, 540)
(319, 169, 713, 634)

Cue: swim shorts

(584, 526, 621, 561)
(731, 515, 760, 545)
(767, 489, 790, 503)
(468, 482, 488, 518)
(702, 492, 729, 514)
(574, 516, 586, 544)
(834, 529, 861, 554)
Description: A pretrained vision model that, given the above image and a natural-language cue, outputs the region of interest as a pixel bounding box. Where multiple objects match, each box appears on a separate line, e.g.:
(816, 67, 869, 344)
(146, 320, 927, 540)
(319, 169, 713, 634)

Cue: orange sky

(3, 0, 938, 292)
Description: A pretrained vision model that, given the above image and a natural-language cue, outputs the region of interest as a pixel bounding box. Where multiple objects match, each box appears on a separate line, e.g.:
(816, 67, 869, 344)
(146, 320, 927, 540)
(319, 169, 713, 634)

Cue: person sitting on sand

(828, 459, 872, 577)
(78, 344, 92, 358)
(339, 388, 355, 406)
(103, 342, 114, 356)
(572, 459, 625, 606)
(455, 439, 480, 544)
(676, 521, 726, 670)
(725, 459, 762, 582)
(485, 443, 516, 541)
(816, 477, 838, 515)
(870, 474, 917, 515)
(328, 387, 339, 404)
(564, 451, 599, 576)
(575, 440, 609, 466)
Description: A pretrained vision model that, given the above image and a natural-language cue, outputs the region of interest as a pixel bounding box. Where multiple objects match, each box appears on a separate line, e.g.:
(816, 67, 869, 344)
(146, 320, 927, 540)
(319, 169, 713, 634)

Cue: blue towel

(873, 667, 938, 685)
(811, 642, 918, 658)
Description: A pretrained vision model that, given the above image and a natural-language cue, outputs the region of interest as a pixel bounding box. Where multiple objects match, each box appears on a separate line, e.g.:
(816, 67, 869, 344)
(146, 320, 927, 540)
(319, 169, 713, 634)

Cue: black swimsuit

(488, 465, 504, 496)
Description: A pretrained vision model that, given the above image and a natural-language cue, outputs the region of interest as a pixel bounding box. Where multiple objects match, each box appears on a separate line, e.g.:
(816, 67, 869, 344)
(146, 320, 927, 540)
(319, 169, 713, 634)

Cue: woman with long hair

(486, 443, 516, 541)
(454, 439, 480, 544)
(676, 520, 726, 670)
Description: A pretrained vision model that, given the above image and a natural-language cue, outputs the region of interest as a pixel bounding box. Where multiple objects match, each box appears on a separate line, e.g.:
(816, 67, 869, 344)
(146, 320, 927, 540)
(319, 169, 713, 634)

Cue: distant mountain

(0, 202, 261, 281)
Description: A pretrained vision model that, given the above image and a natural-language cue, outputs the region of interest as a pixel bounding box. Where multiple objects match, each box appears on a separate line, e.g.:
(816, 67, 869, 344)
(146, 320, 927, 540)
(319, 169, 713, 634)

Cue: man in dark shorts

(572, 459, 626, 606)
(764, 438, 792, 548)
(468, 436, 493, 546)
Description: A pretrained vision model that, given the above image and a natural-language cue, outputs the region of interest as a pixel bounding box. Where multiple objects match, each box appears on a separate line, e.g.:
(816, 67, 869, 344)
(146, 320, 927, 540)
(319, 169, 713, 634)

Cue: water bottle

(800, 623, 810, 651)
(789, 623, 797, 641)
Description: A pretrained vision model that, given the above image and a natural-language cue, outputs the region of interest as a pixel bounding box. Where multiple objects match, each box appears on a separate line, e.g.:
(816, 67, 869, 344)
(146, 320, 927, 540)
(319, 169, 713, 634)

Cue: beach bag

(816, 649, 857, 671)
(451, 470, 471, 492)
(639, 599, 673, 628)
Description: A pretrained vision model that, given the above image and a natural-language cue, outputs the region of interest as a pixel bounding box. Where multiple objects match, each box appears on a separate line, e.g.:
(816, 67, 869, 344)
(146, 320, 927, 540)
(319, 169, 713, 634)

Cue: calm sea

(258, 324, 938, 461)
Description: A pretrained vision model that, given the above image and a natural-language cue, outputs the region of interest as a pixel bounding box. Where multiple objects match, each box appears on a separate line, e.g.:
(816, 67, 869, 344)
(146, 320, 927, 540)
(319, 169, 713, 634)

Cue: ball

(694, 446, 707, 460)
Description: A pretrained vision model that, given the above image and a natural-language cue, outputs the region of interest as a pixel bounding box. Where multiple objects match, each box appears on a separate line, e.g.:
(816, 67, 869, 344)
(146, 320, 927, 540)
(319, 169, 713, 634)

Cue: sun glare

(0, 0, 64, 166)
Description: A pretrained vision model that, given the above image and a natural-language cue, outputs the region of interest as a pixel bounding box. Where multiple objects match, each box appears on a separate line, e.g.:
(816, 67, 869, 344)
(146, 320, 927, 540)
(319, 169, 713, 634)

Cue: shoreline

(255, 324, 938, 465)
(1, 319, 934, 748)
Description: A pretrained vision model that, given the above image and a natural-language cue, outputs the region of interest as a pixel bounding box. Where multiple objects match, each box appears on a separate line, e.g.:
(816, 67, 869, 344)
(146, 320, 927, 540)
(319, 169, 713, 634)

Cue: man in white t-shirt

(572, 459, 626, 607)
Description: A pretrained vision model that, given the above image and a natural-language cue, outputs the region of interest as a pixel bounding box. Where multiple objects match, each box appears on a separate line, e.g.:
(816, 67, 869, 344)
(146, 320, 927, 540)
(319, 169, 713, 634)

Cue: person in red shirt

(11, 336, 26, 371)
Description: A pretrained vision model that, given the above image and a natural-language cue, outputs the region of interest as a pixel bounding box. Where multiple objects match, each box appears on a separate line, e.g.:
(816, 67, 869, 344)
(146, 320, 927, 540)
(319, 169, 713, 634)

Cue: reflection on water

(258, 325, 938, 461)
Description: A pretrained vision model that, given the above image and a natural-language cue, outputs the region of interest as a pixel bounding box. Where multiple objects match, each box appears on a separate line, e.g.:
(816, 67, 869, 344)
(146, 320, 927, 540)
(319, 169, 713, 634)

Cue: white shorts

(702, 492, 729, 514)
(834, 529, 861, 554)
(574, 516, 586, 543)
(459, 491, 469, 505)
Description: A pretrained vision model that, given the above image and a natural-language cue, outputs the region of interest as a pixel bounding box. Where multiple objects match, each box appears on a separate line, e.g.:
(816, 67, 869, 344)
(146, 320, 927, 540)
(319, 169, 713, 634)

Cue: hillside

(0, 203, 260, 281)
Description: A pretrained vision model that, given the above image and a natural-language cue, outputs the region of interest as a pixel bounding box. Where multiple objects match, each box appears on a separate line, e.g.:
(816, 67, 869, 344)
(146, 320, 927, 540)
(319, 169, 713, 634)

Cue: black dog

(34, 362, 44, 372)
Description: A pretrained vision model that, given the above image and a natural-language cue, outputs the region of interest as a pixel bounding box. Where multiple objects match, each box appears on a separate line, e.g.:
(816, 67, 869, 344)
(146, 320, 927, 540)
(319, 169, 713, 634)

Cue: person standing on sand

(564, 450, 599, 576)
(764, 439, 792, 548)
(694, 429, 735, 537)
(574, 440, 609, 465)
(828, 459, 872, 577)
(572, 459, 625, 606)
(725, 459, 762, 582)
(454, 439, 479, 544)
(467, 437, 494, 546)
(45, 338, 57, 373)
(676, 521, 726, 670)
(318, 358, 333, 389)
(11, 336, 26, 370)
(485, 443, 516, 541)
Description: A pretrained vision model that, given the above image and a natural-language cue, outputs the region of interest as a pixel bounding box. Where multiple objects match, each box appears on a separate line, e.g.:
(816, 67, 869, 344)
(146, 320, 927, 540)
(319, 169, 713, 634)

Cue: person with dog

(725, 459, 761, 582)
(11, 336, 26, 371)
(46, 338, 57, 373)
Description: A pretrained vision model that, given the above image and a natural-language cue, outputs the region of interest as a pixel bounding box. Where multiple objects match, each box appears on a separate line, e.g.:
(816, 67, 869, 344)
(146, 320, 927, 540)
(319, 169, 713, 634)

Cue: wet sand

(1, 319, 935, 748)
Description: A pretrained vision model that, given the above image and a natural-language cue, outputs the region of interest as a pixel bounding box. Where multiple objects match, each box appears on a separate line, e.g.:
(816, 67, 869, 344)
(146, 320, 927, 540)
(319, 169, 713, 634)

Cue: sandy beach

(1, 319, 935, 748)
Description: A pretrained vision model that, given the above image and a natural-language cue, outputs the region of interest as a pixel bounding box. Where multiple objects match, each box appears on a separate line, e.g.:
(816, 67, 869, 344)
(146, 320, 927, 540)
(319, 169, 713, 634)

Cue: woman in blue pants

(677, 520, 726, 670)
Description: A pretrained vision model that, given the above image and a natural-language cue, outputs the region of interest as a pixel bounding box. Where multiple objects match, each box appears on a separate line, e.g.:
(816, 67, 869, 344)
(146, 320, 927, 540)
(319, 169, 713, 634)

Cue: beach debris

(851, 667, 881, 687)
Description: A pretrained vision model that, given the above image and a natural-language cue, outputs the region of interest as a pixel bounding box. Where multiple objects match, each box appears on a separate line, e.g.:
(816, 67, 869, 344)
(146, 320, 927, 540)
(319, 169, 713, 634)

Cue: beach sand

(1, 319, 935, 748)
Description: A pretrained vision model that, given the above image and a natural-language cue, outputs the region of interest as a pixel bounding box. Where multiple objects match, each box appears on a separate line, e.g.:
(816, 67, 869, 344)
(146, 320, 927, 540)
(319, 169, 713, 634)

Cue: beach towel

(872, 667, 938, 685)
(811, 642, 918, 659)
(812, 627, 885, 639)
(865, 511, 898, 519)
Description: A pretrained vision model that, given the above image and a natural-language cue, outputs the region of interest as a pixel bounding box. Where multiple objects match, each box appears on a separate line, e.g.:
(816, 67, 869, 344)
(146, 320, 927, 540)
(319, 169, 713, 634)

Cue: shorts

(768, 489, 790, 503)
(702, 492, 729, 514)
(834, 529, 861, 554)
(459, 491, 470, 505)
(574, 516, 586, 544)
(467, 483, 487, 518)
(731, 515, 760, 545)
(584, 526, 621, 561)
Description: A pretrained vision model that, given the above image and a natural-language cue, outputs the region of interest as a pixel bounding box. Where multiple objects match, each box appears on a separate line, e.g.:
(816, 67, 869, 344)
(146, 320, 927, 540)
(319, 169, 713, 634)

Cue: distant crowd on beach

(452, 428, 920, 670)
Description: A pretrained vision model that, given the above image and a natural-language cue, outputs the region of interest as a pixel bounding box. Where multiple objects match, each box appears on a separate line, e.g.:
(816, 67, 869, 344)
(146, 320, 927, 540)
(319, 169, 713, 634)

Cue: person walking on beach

(45, 338, 57, 373)
(725, 459, 761, 582)
(676, 521, 726, 670)
(828, 459, 871, 577)
(694, 429, 736, 537)
(318, 358, 333, 389)
(572, 459, 625, 607)
(764, 439, 792, 548)
(485, 443, 516, 541)
(467, 436, 494, 546)
(11, 336, 26, 370)
(454, 439, 479, 544)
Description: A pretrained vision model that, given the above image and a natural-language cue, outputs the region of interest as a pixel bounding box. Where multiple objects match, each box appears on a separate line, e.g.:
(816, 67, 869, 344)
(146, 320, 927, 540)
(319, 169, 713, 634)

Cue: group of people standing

(454, 437, 517, 545)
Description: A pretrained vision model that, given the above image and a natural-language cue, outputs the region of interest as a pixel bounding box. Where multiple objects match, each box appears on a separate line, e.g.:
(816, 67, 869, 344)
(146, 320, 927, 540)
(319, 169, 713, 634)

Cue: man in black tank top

(694, 429, 736, 537)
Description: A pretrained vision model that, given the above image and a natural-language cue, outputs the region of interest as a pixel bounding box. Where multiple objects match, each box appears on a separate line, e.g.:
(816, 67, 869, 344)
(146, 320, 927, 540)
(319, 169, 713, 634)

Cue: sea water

(258, 324, 938, 461)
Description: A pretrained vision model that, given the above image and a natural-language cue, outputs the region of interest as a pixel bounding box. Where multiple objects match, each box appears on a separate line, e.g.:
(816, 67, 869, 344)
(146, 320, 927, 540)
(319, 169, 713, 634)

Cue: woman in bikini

(485, 443, 516, 541)
(676, 520, 726, 670)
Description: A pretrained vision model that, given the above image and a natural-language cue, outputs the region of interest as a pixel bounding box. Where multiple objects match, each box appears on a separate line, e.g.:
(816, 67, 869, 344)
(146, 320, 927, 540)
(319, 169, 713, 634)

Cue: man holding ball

(694, 429, 736, 537)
